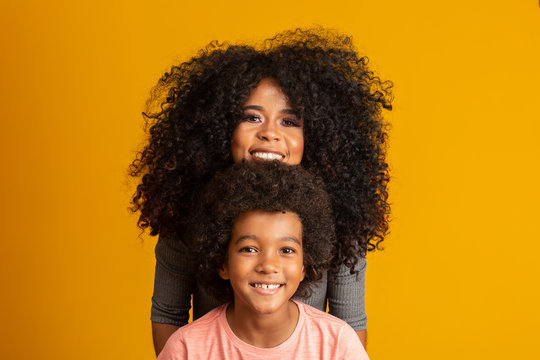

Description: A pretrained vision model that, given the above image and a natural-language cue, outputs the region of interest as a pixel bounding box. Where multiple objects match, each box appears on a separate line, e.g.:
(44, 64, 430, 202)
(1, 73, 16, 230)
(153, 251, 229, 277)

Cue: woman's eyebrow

(281, 109, 298, 116)
(243, 105, 264, 111)
(243, 105, 298, 116)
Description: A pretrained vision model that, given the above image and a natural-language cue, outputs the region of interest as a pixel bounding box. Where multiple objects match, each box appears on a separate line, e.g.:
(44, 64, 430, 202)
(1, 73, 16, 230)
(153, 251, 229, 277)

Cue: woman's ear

(217, 263, 230, 280)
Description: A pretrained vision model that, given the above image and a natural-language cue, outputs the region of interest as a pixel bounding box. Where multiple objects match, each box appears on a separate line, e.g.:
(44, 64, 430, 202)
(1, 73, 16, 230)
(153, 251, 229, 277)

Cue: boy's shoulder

(157, 305, 228, 359)
(295, 300, 362, 344)
(296, 300, 350, 329)
(173, 304, 226, 339)
(178, 304, 224, 332)
(294, 301, 368, 359)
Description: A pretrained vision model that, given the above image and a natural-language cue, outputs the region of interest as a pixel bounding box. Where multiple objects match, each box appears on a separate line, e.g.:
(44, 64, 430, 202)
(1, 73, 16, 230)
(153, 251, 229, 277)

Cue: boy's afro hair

(187, 161, 336, 302)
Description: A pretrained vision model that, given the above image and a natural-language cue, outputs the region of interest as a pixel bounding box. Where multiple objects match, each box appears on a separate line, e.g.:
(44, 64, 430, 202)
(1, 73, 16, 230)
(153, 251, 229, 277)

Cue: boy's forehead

(233, 209, 301, 224)
(231, 210, 302, 241)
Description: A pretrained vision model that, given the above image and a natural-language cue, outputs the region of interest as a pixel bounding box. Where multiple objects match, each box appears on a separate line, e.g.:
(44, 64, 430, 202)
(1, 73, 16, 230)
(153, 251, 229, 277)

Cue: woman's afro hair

(129, 27, 392, 272)
(187, 161, 336, 302)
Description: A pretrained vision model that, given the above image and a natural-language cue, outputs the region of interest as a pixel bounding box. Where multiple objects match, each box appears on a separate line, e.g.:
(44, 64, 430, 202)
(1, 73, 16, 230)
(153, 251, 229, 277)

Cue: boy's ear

(217, 263, 230, 280)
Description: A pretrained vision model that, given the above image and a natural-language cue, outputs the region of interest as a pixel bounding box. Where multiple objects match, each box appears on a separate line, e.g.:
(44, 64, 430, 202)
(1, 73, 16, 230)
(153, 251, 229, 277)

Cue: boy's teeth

(253, 283, 281, 289)
(252, 152, 283, 160)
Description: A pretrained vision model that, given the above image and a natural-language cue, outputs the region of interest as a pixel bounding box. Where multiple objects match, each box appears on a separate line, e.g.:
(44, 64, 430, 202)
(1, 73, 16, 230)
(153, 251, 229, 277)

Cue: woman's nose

(256, 120, 280, 141)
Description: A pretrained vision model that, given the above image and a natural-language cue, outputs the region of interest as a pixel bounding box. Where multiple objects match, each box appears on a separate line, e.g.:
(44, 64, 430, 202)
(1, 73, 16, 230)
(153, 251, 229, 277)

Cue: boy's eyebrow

(233, 235, 301, 246)
(242, 105, 298, 116)
(233, 235, 256, 245)
(282, 236, 301, 246)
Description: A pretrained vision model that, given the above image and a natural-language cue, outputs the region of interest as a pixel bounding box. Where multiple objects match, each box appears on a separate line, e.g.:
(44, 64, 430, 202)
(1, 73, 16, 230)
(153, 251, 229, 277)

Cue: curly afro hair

(129, 27, 392, 272)
(187, 161, 336, 302)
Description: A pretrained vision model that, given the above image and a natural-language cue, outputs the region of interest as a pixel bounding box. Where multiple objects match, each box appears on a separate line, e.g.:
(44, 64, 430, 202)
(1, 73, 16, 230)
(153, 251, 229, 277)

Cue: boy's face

(218, 210, 305, 316)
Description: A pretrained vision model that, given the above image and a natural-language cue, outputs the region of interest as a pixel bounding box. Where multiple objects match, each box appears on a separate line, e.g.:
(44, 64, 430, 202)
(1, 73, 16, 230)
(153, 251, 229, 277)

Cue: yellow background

(1, 1, 539, 359)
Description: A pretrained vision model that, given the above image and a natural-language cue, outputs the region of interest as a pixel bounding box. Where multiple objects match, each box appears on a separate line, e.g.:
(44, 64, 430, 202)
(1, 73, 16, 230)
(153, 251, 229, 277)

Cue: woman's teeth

(252, 152, 284, 161)
(252, 283, 281, 289)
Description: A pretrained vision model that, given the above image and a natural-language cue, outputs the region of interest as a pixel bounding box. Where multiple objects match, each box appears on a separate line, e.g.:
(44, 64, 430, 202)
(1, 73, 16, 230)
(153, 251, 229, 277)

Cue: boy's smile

(218, 210, 305, 317)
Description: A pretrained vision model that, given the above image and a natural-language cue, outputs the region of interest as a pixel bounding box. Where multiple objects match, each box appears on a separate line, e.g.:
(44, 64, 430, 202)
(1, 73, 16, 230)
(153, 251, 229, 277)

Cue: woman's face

(231, 78, 304, 165)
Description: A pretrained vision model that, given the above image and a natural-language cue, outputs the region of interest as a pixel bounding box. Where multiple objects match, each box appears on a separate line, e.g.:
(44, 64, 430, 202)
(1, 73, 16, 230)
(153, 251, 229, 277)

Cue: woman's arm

(356, 330, 367, 349)
(151, 233, 195, 355)
(327, 258, 368, 349)
(152, 323, 179, 356)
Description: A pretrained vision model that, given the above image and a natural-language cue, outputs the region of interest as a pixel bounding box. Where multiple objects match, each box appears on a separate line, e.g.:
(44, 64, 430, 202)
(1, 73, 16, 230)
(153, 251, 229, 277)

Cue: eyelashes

(242, 112, 302, 128)
(237, 246, 299, 254)
(239, 246, 257, 253)
(281, 119, 302, 127)
(280, 247, 297, 254)
(242, 114, 261, 123)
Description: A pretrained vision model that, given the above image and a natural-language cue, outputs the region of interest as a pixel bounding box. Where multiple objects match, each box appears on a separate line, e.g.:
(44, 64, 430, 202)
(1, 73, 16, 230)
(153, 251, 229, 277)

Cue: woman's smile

(231, 78, 304, 165)
(249, 148, 286, 161)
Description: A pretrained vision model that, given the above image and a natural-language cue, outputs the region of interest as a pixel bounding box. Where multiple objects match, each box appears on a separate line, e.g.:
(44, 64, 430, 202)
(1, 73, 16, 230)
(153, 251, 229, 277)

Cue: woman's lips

(249, 149, 285, 161)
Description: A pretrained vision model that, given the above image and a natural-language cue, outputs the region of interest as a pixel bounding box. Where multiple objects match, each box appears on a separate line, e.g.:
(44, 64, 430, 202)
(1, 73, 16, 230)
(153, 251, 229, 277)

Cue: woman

(129, 27, 392, 354)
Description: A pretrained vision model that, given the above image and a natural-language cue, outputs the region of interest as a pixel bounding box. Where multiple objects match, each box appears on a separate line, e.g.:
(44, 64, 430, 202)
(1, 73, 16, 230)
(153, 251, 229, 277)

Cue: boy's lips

(250, 283, 284, 289)
(249, 282, 285, 295)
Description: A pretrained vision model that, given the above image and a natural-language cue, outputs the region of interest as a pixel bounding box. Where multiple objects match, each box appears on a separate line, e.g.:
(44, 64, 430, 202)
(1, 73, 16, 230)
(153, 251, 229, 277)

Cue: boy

(158, 162, 369, 359)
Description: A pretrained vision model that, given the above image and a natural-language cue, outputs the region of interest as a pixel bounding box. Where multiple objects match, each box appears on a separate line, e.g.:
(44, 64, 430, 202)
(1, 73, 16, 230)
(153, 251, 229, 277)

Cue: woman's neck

(225, 300, 300, 348)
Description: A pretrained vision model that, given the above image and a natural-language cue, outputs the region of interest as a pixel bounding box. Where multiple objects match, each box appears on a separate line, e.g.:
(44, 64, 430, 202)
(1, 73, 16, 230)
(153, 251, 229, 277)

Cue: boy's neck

(225, 300, 300, 348)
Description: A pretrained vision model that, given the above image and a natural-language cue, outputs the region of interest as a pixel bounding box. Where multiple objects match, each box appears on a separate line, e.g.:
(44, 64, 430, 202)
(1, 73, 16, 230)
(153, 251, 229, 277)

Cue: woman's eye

(281, 118, 301, 127)
(243, 114, 261, 123)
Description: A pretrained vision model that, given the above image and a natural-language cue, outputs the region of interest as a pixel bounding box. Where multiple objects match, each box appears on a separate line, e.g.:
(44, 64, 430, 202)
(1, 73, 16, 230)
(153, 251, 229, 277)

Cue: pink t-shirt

(157, 300, 369, 360)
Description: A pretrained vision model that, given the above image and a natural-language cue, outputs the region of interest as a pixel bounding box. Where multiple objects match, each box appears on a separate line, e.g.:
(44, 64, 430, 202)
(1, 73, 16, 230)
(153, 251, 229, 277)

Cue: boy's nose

(256, 253, 280, 273)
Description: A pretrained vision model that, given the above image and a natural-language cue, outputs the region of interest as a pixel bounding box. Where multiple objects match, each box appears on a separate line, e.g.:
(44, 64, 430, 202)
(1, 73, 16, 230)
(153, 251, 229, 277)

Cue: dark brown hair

(187, 161, 336, 302)
(129, 27, 392, 272)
